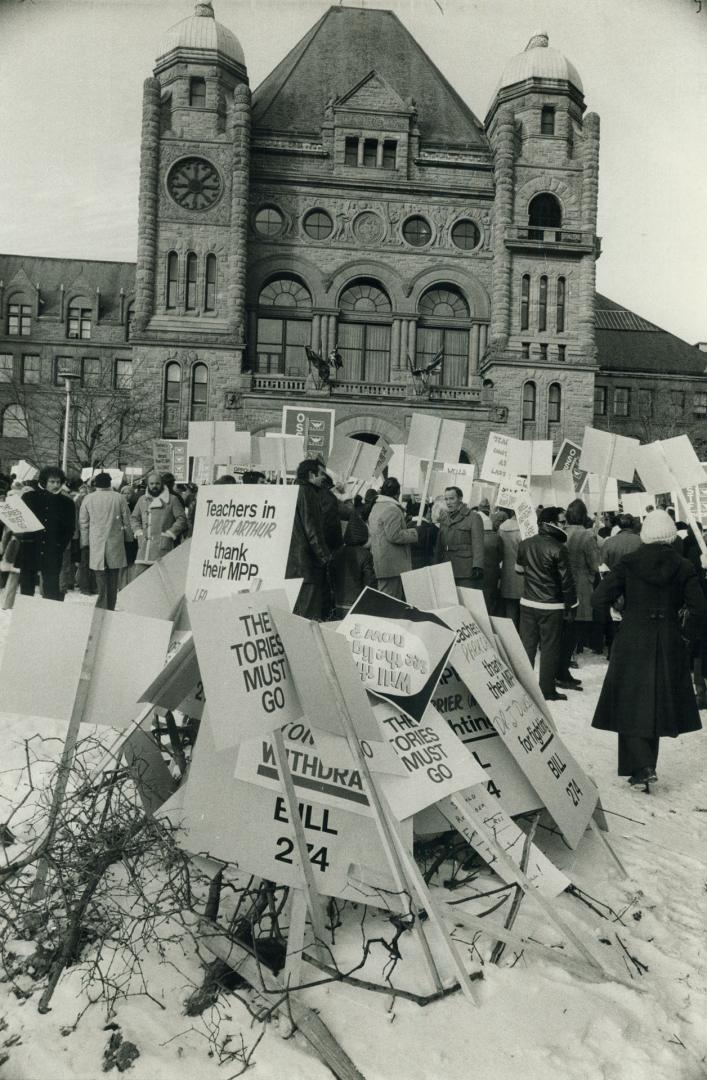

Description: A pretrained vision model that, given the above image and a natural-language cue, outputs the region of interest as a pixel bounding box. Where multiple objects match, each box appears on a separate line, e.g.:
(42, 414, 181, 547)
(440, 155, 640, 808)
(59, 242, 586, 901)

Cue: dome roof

(156, 2, 245, 71)
(497, 32, 583, 95)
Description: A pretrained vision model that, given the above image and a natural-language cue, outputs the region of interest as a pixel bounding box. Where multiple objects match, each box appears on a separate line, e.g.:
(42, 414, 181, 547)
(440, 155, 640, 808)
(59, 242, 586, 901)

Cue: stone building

(1, 3, 704, 473)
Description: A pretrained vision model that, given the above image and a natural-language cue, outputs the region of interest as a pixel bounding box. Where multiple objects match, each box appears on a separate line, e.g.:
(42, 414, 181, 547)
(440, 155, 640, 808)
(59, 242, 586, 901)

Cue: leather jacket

(516, 522, 577, 610)
(285, 480, 330, 582)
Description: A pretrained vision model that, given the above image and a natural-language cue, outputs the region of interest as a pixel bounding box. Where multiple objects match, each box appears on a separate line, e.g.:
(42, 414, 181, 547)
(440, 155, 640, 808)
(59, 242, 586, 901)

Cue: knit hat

(344, 513, 369, 547)
(640, 509, 677, 545)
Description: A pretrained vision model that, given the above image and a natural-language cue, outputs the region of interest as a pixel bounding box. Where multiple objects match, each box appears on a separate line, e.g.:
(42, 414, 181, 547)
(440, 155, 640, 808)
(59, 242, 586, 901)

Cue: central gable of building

(252, 5, 488, 149)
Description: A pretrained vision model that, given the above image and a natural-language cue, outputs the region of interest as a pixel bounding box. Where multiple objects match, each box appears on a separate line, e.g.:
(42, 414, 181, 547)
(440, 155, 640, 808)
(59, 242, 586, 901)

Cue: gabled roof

(252, 5, 488, 148)
(0, 254, 136, 319)
(595, 293, 705, 377)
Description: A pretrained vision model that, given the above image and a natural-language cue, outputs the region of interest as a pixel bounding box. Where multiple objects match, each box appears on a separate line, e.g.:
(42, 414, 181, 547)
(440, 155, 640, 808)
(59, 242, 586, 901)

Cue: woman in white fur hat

(591, 509, 706, 790)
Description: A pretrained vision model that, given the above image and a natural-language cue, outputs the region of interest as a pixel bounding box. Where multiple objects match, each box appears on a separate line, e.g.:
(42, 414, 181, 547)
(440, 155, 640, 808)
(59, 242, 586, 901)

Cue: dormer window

(342, 135, 399, 170)
(189, 77, 206, 108)
(541, 106, 555, 135)
(344, 137, 358, 166)
(382, 140, 397, 168)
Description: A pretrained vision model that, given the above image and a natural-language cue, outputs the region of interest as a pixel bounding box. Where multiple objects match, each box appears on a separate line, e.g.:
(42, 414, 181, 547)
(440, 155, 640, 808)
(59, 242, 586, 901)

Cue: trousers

(519, 606, 563, 696)
(95, 568, 120, 611)
(20, 568, 63, 601)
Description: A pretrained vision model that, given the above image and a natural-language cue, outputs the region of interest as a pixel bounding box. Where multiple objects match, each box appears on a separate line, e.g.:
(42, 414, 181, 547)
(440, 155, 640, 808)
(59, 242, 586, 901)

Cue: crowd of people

(1, 457, 705, 791)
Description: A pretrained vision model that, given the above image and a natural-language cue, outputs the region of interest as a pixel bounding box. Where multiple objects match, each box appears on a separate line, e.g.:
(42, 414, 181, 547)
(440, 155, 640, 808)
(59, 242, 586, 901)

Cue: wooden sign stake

(284, 887, 309, 988)
(309, 624, 485, 1004)
(272, 727, 329, 953)
(32, 607, 106, 901)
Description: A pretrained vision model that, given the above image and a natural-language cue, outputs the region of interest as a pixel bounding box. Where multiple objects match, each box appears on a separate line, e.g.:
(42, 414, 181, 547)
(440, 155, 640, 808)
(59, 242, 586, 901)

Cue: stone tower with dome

(483, 31, 601, 444)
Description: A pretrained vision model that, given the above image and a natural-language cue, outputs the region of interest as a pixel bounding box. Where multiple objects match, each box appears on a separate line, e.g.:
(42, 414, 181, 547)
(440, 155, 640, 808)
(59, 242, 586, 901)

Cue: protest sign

(270, 612, 382, 742)
(140, 633, 203, 717)
(337, 588, 456, 723)
(508, 439, 553, 478)
(368, 703, 486, 821)
(402, 562, 458, 611)
(153, 439, 189, 482)
(10, 460, 38, 482)
(553, 438, 587, 492)
(529, 471, 575, 508)
(282, 405, 335, 462)
(172, 715, 401, 906)
(236, 719, 373, 818)
(438, 786, 570, 899)
(636, 436, 705, 496)
(0, 494, 44, 535)
(579, 427, 639, 482)
(188, 421, 245, 462)
(480, 432, 512, 484)
(122, 727, 178, 816)
(457, 585, 495, 644)
(514, 492, 539, 539)
(186, 484, 298, 602)
(387, 444, 422, 493)
(255, 434, 306, 479)
(118, 539, 191, 623)
(0, 597, 172, 729)
(621, 491, 655, 519)
(583, 474, 619, 513)
(491, 616, 553, 729)
(425, 662, 544, 815)
(437, 604, 598, 849)
(424, 462, 475, 503)
(470, 480, 500, 508)
(407, 413, 465, 467)
(188, 590, 303, 749)
(326, 436, 380, 483)
(495, 480, 528, 511)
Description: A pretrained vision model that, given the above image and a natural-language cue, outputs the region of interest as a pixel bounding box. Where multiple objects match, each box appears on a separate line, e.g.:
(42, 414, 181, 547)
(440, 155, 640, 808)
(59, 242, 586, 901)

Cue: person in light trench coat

(367, 477, 419, 600)
(79, 471, 134, 610)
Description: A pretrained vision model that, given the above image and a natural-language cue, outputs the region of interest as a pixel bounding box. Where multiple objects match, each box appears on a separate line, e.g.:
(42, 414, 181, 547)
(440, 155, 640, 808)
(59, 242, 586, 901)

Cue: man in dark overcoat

(286, 459, 331, 620)
(592, 509, 706, 786)
(17, 465, 75, 601)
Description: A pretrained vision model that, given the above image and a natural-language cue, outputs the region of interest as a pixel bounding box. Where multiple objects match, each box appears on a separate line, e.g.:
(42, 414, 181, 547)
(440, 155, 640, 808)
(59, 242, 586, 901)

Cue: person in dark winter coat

(16, 466, 75, 601)
(408, 501, 438, 571)
(592, 509, 706, 788)
(286, 458, 331, 619)
(516, 506, 577, 701)
(434, 487, 485, 588)
(318, 474, 345, 554)
(329, 513, 376, 618)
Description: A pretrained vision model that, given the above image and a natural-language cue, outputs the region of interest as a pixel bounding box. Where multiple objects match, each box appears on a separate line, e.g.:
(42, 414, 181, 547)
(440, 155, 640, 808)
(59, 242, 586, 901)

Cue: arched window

(528, 193, 562, 240)
(520, 275, 530, 331)
(1, 404, 28, 439)
(338, 279, 392, 383)
(204, 254, 217, 311)
(185, 252, 198, 311)
(548, 382, 562, 425)
(255, 276, 312, 376)
(190, 363, 208, 421)
(556, 277, 566, 333)
(162, 362, 182, 438)
(538, 276, 548, 332)
(67, 299, 91, 340)
(522, 381, 537, 441)
(416, 284, 471, 386)
(166, 252, 179, 310)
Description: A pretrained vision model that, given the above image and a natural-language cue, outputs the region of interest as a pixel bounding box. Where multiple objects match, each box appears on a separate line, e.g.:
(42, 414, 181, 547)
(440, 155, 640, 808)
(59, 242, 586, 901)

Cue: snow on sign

(186, 484, 298, 602)
(337, 588, 456, 722)
(188, 590, 303, 750)
(370, 701, 486, 821)
(172, 716, 400, 907)
(438, 604, 598, 849)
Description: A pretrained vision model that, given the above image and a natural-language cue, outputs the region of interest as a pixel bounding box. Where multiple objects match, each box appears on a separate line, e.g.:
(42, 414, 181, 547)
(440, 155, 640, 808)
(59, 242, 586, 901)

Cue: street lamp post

(58, 372, 80, 473)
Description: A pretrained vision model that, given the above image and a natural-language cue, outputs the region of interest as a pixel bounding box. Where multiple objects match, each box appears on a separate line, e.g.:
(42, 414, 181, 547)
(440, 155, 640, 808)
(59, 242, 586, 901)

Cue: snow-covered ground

(1, 595, 706, 1080)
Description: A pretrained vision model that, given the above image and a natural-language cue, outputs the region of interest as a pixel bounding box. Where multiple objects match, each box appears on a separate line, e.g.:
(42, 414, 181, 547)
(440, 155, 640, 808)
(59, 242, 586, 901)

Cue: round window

(254, 206, 284, 237)
(303, 209, 333, 240)
(167, 157, 222, 211)
(451, 219, 481, 250)
(402, 215, 432, 247)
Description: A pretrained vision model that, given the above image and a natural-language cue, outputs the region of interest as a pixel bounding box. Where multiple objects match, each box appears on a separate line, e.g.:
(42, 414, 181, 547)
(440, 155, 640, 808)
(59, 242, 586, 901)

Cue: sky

(0, 0, 705, 344)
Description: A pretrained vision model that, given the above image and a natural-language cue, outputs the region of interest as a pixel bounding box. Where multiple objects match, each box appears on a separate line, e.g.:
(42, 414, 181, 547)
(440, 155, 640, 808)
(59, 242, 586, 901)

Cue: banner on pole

(407, 413, 465, 466)
(282, 405, 335, 462)
(153, 439, 189, 482)
(553, 439, 587, 492)
(579, 427, 639, 482)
